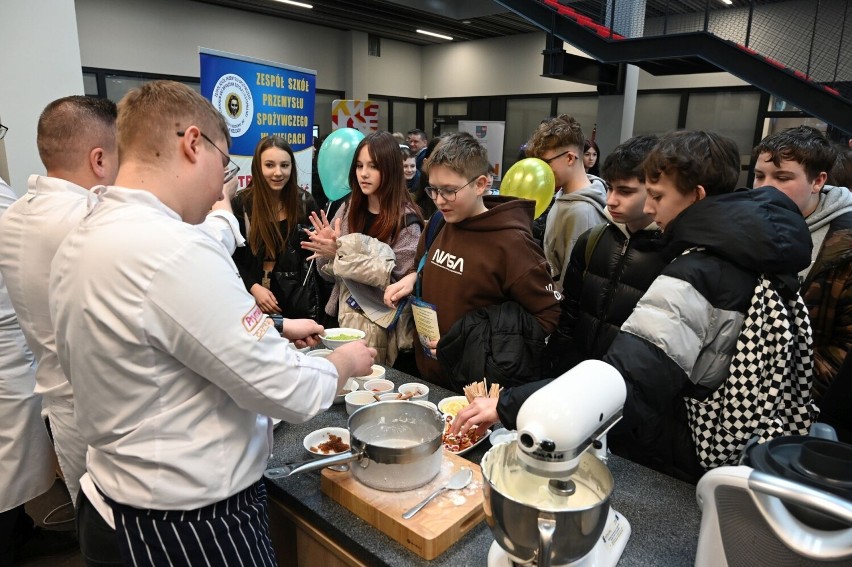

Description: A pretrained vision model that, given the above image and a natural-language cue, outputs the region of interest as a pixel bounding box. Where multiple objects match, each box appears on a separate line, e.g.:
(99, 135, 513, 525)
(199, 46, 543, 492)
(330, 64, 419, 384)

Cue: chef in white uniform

(0, 96, 119, 512)
(50, 80, 376, 566)
(0, 178, 55, 564)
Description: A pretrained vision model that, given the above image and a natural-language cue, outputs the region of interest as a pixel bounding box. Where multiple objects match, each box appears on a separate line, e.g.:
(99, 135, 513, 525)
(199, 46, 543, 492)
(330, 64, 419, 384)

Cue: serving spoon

(402, 468, 473, 519)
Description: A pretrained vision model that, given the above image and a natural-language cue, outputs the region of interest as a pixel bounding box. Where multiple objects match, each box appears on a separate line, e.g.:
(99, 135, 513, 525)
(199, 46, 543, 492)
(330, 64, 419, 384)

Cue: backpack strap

(403, 212, 423, 229)
(583, 223, 608, 275)
(415, 211, 445, 298)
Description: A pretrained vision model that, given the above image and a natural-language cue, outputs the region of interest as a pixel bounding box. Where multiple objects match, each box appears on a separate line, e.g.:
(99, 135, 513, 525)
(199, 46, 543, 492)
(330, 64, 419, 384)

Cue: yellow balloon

(500, 158, 555, 219)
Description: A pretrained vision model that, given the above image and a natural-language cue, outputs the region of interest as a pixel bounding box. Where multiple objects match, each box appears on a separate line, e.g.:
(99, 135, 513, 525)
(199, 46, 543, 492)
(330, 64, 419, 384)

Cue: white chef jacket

(0, 175, 247, 509)
(0, 175, 245, 400)
(50, 186, 339, 511)
(0, 175, 94, 399)
(0, 179, 54, 511)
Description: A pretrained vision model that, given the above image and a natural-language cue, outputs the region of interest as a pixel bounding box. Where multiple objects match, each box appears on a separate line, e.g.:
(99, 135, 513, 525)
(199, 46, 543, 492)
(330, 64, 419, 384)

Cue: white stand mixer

(481, 360, 631, 567)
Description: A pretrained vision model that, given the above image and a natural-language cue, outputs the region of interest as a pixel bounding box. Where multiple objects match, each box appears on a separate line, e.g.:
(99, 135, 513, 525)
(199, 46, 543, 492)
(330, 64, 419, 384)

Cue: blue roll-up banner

(199, 48, 316, 191)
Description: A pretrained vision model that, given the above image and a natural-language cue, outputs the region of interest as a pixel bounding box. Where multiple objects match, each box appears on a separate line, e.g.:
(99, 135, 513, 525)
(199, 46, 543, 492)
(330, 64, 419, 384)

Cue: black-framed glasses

(542, 149, 574, 165)
(424, 176, 482, 202)
(177, 130, 240, 183)
(0, 124, 7, 141)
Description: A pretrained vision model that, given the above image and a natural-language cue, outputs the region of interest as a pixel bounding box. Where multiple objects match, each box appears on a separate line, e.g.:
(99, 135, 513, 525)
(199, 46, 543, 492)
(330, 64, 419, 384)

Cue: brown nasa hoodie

(415, 196, 560, 387)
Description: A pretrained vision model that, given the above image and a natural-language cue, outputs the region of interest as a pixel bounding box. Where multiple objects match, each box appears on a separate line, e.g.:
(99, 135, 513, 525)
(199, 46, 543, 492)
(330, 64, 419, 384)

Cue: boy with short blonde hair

(385, 132, 560, 388)
(50, 80, 375, 565)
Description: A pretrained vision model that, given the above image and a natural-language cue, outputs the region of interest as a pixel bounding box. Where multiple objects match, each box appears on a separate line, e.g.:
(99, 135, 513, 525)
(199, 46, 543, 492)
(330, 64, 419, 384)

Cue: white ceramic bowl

(438, 395, 470, 418)
(334, 378, 359, 405)
(376, 392, 399, 401)
(321, 327, 366, 350)
(413, 400, 439, 414)
(363, 378, 394, 394)
(306, 348, 333, 358)
(344, 390, 377, 416)
(352, 365, 386, 389)
(398, 382, 429, 401)
(303, 427, 351, 457)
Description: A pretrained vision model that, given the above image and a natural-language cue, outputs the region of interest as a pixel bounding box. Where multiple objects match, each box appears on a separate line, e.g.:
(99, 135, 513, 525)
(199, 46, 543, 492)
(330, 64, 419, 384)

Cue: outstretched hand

(301, 210, 341, 260)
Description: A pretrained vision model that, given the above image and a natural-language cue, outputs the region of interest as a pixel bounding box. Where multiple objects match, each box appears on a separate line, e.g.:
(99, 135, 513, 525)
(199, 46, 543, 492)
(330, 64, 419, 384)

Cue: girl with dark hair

(584, 138, 601, 177)
(303, 131, 423, 365)
(231, 136, 320, 319)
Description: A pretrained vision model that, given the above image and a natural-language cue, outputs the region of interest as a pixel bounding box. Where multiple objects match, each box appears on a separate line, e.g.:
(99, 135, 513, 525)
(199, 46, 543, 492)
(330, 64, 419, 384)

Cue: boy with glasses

(527, 114, 607, 291)
(385, 132, 560, 388)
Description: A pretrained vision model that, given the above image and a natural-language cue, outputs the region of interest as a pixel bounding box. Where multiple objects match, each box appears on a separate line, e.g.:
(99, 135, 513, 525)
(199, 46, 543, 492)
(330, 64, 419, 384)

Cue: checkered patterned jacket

(602, 187, 812, 483)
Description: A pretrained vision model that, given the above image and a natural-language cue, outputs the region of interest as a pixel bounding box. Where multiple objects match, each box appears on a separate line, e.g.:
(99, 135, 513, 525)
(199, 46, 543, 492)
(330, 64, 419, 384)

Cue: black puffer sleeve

(603, 332, 689, 474)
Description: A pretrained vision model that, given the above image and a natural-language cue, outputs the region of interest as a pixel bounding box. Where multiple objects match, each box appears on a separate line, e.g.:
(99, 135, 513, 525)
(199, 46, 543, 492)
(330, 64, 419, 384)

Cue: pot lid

(744, 435, 852, 500)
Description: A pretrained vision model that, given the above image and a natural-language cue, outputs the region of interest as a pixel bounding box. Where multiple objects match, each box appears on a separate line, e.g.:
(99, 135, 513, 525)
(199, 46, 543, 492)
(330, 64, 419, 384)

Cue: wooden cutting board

(320, 449, 485, 560)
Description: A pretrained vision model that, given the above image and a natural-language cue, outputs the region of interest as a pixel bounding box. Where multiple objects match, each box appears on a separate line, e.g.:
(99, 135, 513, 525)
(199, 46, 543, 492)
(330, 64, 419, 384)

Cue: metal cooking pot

(266, 401, 444, 491)
(481, 440, 613, 567)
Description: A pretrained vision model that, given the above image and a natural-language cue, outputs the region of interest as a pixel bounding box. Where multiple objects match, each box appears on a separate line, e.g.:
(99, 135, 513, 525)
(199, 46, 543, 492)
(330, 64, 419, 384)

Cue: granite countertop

(265, 368, 701, 566)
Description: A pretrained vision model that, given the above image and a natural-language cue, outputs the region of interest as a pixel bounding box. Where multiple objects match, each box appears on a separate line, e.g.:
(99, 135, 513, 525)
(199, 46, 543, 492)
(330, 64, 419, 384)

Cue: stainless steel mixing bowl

(481, 440, 614, 567)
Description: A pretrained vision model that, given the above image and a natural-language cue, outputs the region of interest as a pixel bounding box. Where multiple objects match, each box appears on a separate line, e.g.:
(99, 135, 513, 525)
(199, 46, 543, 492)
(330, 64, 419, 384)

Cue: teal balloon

(500, 158, 556, 219)
(318, 128, 365, 201)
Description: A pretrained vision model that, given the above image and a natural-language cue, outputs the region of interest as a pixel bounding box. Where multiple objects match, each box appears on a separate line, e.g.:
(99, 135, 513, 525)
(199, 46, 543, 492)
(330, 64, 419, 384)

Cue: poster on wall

(458, 120, 505, 181)
(200, 47, 316, 191)
(331, 100, 379, 134)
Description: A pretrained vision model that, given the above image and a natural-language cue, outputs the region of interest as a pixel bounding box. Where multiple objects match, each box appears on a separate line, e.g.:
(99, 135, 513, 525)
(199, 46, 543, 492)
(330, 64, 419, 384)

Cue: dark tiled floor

(18, 479, 84, 566)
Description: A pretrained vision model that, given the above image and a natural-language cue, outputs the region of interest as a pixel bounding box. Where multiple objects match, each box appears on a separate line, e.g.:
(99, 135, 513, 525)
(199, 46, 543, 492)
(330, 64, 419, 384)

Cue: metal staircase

(496, 0, 852, 133)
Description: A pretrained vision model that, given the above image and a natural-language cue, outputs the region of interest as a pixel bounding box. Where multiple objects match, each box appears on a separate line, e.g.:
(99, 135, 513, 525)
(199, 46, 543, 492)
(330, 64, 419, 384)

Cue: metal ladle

(402, 468, 473, 519)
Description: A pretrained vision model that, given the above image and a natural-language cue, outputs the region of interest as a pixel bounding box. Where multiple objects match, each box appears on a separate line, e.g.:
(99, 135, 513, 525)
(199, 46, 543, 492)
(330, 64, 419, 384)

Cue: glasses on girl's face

(0, 124, 8, 140)
(424, 176, 481, 202)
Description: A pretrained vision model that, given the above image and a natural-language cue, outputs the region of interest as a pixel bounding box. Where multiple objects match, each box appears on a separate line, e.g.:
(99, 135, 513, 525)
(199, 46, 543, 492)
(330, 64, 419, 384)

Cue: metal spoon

(401, 468, 473, 520)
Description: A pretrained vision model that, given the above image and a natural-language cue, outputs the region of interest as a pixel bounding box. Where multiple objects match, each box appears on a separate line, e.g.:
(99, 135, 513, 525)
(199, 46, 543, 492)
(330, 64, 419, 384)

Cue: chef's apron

(0, 286, 54, 512)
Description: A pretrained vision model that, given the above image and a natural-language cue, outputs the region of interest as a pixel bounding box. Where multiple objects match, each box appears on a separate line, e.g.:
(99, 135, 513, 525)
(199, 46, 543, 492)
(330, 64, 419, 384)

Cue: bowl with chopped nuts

(303, 427, 351, 457)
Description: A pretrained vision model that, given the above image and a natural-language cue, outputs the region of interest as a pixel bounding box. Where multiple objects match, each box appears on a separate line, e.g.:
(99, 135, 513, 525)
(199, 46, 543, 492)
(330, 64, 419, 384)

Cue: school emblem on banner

(212, 73, 254, 138)
(475, 125, 488, 138)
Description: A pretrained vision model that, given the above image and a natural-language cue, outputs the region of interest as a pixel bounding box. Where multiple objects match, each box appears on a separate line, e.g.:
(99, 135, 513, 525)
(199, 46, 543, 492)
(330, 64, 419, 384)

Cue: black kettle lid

(744, 434, 852, 501)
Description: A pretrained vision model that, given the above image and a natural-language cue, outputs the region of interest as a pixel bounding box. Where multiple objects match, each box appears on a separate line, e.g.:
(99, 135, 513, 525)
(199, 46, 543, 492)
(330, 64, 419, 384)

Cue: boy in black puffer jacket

(543, 135, 663, 376)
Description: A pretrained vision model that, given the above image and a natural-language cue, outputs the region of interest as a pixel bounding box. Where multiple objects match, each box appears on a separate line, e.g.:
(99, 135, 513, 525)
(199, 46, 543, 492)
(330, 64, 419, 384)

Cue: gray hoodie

(543, 174, 607, 290)
(802, 185, 852, 279)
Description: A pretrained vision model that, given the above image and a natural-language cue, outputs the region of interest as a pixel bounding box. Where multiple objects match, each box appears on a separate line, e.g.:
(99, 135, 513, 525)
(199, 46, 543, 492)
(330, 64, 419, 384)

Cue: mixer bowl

(481, 441, 613, 566)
